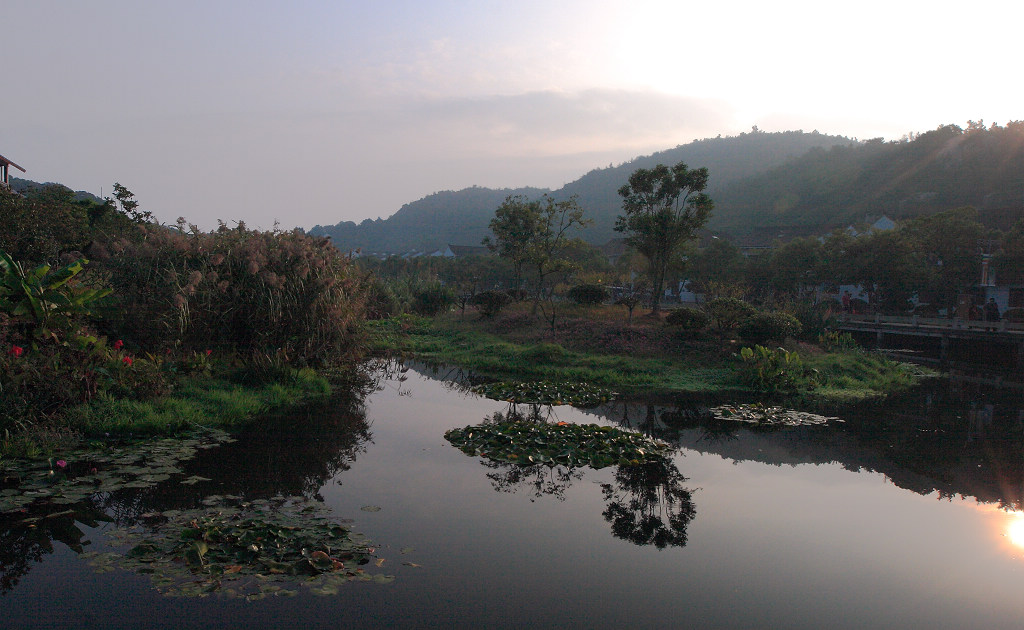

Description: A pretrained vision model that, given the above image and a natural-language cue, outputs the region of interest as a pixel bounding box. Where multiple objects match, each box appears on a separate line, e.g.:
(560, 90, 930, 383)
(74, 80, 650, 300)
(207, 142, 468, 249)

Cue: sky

(4, 0, 1023, 231)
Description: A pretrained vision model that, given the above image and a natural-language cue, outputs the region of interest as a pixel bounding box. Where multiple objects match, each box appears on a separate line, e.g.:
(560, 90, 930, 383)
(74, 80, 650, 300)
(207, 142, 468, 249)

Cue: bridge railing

(838, 313, 1024, 333)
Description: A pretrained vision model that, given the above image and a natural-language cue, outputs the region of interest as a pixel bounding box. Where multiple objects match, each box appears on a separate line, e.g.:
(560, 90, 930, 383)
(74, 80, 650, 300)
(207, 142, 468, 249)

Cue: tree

(111, 182, 153, 224)
(616, 162, 713, 313)
(485, 194, 590, 314)
(483, 195, 538, 290)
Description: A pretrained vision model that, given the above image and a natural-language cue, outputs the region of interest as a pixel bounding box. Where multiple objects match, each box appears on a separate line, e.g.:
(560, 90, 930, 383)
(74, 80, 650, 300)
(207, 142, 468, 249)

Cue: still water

(4, 363, 1024, 629)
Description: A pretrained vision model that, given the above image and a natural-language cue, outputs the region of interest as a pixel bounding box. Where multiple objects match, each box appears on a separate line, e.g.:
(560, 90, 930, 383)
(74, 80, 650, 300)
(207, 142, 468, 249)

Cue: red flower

(205, 349, 212, 356)
(123, 356, 134, 366)
(9, 345, 23, 357)
(113, 339, 124, 350)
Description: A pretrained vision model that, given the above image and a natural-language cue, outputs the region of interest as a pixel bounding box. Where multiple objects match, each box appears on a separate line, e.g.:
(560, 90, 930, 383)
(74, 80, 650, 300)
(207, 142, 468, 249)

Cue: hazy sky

(4, 0, 1022, 231)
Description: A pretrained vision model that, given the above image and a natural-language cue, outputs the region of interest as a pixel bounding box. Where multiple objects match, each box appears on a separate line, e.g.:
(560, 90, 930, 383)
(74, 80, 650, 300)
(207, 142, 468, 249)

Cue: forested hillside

(310, 186, 550, 254)
(713, 122, 1024, 233)
(311, 130, 853, 252)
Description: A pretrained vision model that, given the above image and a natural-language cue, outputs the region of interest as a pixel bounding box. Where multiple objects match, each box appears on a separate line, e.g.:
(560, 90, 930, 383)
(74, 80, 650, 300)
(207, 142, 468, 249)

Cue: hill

(713, 122, 1024, 233)
(10, 177, 104, 204)
(310, 130, 854, 253)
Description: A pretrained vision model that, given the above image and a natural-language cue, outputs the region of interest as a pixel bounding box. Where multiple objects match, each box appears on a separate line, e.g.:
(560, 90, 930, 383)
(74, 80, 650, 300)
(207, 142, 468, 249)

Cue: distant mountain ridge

(10, 177, 104, 204)
(311, 130, 855, 253)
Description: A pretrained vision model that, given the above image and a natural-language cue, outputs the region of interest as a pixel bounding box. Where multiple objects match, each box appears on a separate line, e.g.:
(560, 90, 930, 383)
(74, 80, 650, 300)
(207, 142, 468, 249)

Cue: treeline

(357, 205, 1024, 319)
(0, 184, 370, 435)
(687, 206, 1024, 314)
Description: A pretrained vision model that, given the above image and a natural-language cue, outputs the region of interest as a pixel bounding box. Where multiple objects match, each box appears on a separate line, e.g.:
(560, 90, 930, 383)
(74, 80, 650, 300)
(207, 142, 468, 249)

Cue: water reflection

(0, 383, 375, 594)
(457, 405, 697, 548)
(600, 459, 696, 549)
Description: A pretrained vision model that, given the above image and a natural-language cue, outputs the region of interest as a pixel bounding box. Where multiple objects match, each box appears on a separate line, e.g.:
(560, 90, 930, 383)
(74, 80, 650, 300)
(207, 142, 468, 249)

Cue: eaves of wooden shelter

(0, 153, 26, 188)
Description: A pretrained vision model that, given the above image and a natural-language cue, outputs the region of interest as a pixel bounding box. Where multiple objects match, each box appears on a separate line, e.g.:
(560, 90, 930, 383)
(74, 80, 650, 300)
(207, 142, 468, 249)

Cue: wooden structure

(0, 153, 25, 188)
(837, 313, 1024, 369)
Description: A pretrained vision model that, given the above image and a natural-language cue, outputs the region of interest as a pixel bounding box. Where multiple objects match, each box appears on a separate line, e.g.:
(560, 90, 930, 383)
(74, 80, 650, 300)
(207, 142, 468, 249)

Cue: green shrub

(567, 283, 608, 305)
(411, 282, 456, 316)
(704, 297, 757, 333)
(664, 307, 710, 331)
(738, 311, 802, 345)
(739, 345, 810, 395)
(819, 330, 860, 351)
(470, 290, 512, 318)
(790, 301, 837, 341)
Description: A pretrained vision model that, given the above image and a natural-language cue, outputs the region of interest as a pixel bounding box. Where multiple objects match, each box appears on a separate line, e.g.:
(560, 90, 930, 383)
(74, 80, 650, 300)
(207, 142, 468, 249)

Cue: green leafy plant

(738, 345, 811, 395)
(0, 251, 111, 340)
(818, 330, 860, 352)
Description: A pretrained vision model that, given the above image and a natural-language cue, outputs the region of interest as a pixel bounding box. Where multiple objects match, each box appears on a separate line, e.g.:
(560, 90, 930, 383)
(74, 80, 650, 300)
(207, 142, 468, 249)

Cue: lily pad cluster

(87, 494, 391, 599)
(471, 380, 615, 407)
(445, 421, 671, 469)
(710, 404, 839, 427)
(0, 430, 234, 514)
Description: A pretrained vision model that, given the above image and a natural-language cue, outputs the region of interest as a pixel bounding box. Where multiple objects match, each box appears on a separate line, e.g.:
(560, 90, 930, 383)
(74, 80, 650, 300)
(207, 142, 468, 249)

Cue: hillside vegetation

(310, 129, 854, 253)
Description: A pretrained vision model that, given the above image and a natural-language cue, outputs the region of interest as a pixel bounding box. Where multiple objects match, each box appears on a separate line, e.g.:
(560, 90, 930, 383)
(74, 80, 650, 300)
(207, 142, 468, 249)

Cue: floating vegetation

(471, 381, 615, 407)
(445, 421, 671, 469)
(87, 495, 391, 599)
(709, 404, 840, 427)
(0, 429, 235, 515)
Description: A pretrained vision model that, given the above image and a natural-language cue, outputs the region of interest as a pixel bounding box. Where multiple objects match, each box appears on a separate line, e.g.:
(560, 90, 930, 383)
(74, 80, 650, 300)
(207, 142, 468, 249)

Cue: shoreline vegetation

(365, 306, 932, 406)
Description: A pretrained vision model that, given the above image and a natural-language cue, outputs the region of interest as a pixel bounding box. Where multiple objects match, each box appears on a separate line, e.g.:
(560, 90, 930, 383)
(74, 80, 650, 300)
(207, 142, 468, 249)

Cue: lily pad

(445, 421, 671, 470)
(471, 381, 615, 408)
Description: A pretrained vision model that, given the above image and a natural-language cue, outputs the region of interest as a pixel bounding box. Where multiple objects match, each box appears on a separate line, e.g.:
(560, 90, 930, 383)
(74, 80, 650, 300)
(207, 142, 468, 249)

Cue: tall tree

(616, 162, 713, 313)
(484, 194, 589, 313)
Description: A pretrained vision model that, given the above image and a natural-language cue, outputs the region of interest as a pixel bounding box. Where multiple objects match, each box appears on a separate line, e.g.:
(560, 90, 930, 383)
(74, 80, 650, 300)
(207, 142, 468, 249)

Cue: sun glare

(1005, 513, 1024, 549)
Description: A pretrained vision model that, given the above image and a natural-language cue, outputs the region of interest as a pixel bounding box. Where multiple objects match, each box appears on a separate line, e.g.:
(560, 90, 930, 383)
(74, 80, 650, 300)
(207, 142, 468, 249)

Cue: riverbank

(0, 366, 344, 459)
(365, 307, 932, 404)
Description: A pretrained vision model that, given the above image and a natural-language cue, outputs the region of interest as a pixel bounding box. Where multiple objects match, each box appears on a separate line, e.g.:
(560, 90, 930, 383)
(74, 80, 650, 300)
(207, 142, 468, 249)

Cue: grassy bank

(366, 307, 930, 403)
(0, 367, 334, 459)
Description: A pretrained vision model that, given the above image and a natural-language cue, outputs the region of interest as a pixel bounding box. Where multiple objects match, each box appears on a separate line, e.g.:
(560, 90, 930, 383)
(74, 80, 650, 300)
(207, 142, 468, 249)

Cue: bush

(566, 283, 608, 306)
(411, 282, 456, 316)
(704, 297, 757, 333)
(738, 311, 802, 345)
(790, 301, 836, 341)
(664, 307, 710, 331)
(470, 290, 512, 318)
(819, 330, 860, 351)
(96, 224, 369, 366)
(738, 345, 810, 395)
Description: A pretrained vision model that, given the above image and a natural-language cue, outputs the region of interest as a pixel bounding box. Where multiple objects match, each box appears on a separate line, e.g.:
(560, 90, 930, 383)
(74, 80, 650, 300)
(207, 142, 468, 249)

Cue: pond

(4, 362, 1024, 629)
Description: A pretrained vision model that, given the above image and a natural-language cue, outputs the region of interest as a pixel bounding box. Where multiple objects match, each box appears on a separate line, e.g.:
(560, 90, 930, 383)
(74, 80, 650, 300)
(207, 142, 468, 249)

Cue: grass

(365, 306, 929, 403)
(66, 368, 332, 436)
(1, 367, 333, 459)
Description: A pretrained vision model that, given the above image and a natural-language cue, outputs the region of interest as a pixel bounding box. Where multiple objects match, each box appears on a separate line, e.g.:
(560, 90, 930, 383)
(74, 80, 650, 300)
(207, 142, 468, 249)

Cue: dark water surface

(4, 364, 1024, 629)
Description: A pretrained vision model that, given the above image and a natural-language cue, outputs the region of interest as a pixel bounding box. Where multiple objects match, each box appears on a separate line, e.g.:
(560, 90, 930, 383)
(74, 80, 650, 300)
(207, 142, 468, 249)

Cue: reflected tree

(0, 504, 109, 595)
(481, 460, 585, 502)
(600, 459, 697, 549)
